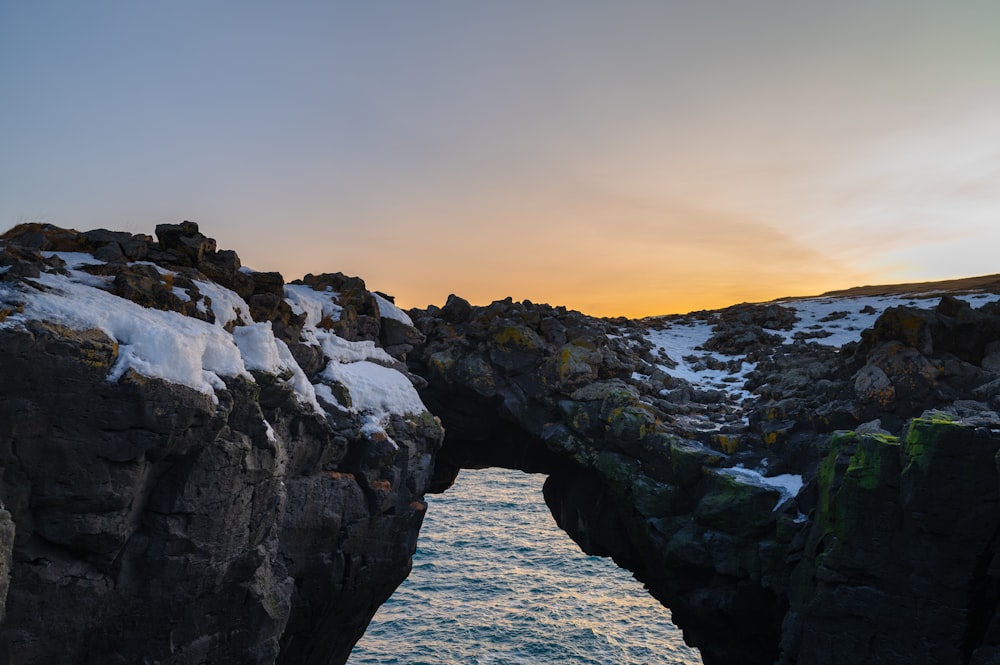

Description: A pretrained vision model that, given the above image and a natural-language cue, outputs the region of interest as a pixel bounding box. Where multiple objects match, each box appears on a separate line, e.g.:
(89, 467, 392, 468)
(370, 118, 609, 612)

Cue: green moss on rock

(494, 324, 544, 350)
(902, 413, 961, 474)
(608, 404, 656, 443)
(695, 469, 783, 536)
(845, 433, 899, 491)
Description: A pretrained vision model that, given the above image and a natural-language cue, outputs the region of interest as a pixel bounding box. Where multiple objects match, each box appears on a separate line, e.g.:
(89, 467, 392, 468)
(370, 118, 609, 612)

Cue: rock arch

(409, 296, 790, 665)
(410, 294, 1000, 665)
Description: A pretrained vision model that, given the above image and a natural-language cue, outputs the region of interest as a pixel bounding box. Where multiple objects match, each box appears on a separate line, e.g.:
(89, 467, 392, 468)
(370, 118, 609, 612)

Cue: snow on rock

(19, 270, 248, 398)
(643, 290, 1000, 414)
(373, 292, 413, 326)
(775, 292, 1000, 347)
(284, 284, 342, 327)
(645, 320, 757, 402)
(718, 466, 804, 511)
(232, 322, 287, 372)
(320, 359, 424, 419)
(193, 278, 252, 328)
(263, 419, 278, 444)
(41, 251, 106, 268)
(232, 322, 321, 411)
(320, 333, 395, 365)
(360, 414, 400, 450)
(0, 253, 424, 419)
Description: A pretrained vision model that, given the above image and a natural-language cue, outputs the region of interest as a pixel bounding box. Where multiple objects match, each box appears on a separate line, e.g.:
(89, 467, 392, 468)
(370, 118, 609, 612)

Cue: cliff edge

(2, 222, 1000, 664)
(0, 223, 443, 664)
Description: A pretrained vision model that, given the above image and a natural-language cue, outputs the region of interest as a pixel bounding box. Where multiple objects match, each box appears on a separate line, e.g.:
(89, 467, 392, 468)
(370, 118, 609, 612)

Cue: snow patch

(717, 466, 804, 511)
(373, 292, 413, 326)
(16, 272, 251, 398)
(192, 278, 250, 328)
(284, 284, 343, 327)
(645, 321, 757, 402)
(360, 414, 400, 451)
(232, 322, 321, 411)
(320, 360, 424, 419)
(316, 332, 395, 365)
(41, 251, 106, 268)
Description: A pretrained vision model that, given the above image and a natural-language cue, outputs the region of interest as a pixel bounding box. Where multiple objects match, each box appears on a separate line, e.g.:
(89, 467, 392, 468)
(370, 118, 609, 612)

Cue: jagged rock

(0, 319, 443, 664)
(413, 291, 1000, 665)
(780, 417, 1000, 664)
(379, 316, 425, 359)
(155, 220, 218, 267)
(440, 293, 473, 323)
(853, 363, 895, 407)
(111, 262, 216, 323)
(410, 297, 801, 664)
(4, 222, 1000, 665)
(80, 228, 152, 261)
(0, 224, 444, 665)
(982, 341, 1000, 373)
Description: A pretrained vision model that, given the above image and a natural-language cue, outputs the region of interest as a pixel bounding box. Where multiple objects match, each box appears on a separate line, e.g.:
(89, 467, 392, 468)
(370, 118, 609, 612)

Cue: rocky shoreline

(2, 222, 999, 664)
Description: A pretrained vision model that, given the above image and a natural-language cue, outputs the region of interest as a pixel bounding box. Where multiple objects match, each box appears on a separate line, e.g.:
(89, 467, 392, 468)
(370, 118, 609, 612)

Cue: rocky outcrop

(409, 296, 798, 664)
(410, 293, 1000, 665)
(4, 221, 1000, 665)
(0, 223, 443, 664)
(780, 417, 1000, 665)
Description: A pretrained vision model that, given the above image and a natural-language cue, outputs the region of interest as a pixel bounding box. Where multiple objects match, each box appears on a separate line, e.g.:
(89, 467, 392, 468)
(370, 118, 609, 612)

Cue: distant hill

(808, 273, 1000, 299)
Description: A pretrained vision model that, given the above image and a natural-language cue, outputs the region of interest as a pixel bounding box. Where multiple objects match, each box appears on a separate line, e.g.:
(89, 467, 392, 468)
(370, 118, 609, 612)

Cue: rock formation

(409, 293, 1000, 665)
(0, 223, 443, 664)
(2, 222, 1000, 664)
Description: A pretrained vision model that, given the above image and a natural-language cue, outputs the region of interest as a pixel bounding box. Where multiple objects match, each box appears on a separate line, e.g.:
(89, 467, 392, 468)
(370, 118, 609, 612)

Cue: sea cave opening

(348, 466, 703, 665)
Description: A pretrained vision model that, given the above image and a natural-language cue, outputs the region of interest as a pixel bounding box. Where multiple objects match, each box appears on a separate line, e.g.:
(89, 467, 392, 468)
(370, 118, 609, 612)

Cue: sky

(2, 1, 999, 317)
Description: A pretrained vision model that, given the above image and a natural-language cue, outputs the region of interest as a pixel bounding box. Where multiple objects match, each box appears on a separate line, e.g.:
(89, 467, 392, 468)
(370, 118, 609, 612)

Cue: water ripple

(350, 468, 702, 665)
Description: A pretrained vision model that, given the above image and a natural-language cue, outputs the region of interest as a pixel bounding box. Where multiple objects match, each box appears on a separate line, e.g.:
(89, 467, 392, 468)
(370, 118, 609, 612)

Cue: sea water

(349, 468, 702, 665)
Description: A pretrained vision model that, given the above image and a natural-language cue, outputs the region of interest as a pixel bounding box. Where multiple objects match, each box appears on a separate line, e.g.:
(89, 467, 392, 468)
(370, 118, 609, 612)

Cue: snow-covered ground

(640, 289, 1000, 490)
(773, 292, 1000, 347)
(644, 321, 757, 402)
(643, 291, 1000, 405)
(0, 252, 429, 437)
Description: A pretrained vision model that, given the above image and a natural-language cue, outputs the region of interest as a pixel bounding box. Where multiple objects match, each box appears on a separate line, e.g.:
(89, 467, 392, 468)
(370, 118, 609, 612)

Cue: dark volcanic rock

(5, 221, 1000, 665)
(155, 220, 218, 267)
(410, 297, 801, 665)
(0, 224, 443, 665)
(0, 323, 441, 665)
(779, 417, 1000, 664)
(412, 292, 1000, 665)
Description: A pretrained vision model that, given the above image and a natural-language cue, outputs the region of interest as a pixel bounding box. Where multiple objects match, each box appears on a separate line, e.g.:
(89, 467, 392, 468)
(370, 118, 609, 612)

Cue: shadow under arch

(416, 379, 781, 665)
(407, 299, 787, 665)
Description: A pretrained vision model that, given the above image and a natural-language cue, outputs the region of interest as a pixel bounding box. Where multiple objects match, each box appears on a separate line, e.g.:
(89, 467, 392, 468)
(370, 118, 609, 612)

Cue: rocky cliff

(0, 223, 443, 664)
(2, 222, 1000, 665)
(408, 290, 1000, 665)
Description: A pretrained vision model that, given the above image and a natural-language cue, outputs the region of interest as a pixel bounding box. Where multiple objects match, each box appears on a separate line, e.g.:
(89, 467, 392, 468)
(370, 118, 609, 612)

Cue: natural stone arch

(409, 296, 790, 665)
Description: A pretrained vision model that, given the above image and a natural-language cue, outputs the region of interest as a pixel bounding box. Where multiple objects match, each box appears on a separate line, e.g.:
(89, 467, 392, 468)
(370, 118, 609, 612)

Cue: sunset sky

(2, 2, 999, 317)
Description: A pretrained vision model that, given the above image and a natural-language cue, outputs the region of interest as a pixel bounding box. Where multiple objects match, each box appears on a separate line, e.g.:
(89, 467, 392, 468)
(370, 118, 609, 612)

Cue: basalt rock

(5, 221, 1000, 665)
(412, 292, 1000, 665)
(410, 298, 801, 664)
(0, 223, 443, 665)
(779, 417, 1000, 665)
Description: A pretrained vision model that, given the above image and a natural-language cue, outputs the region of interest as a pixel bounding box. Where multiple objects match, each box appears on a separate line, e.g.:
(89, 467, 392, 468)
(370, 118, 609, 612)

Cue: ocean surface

(349, 468, 703, 665)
